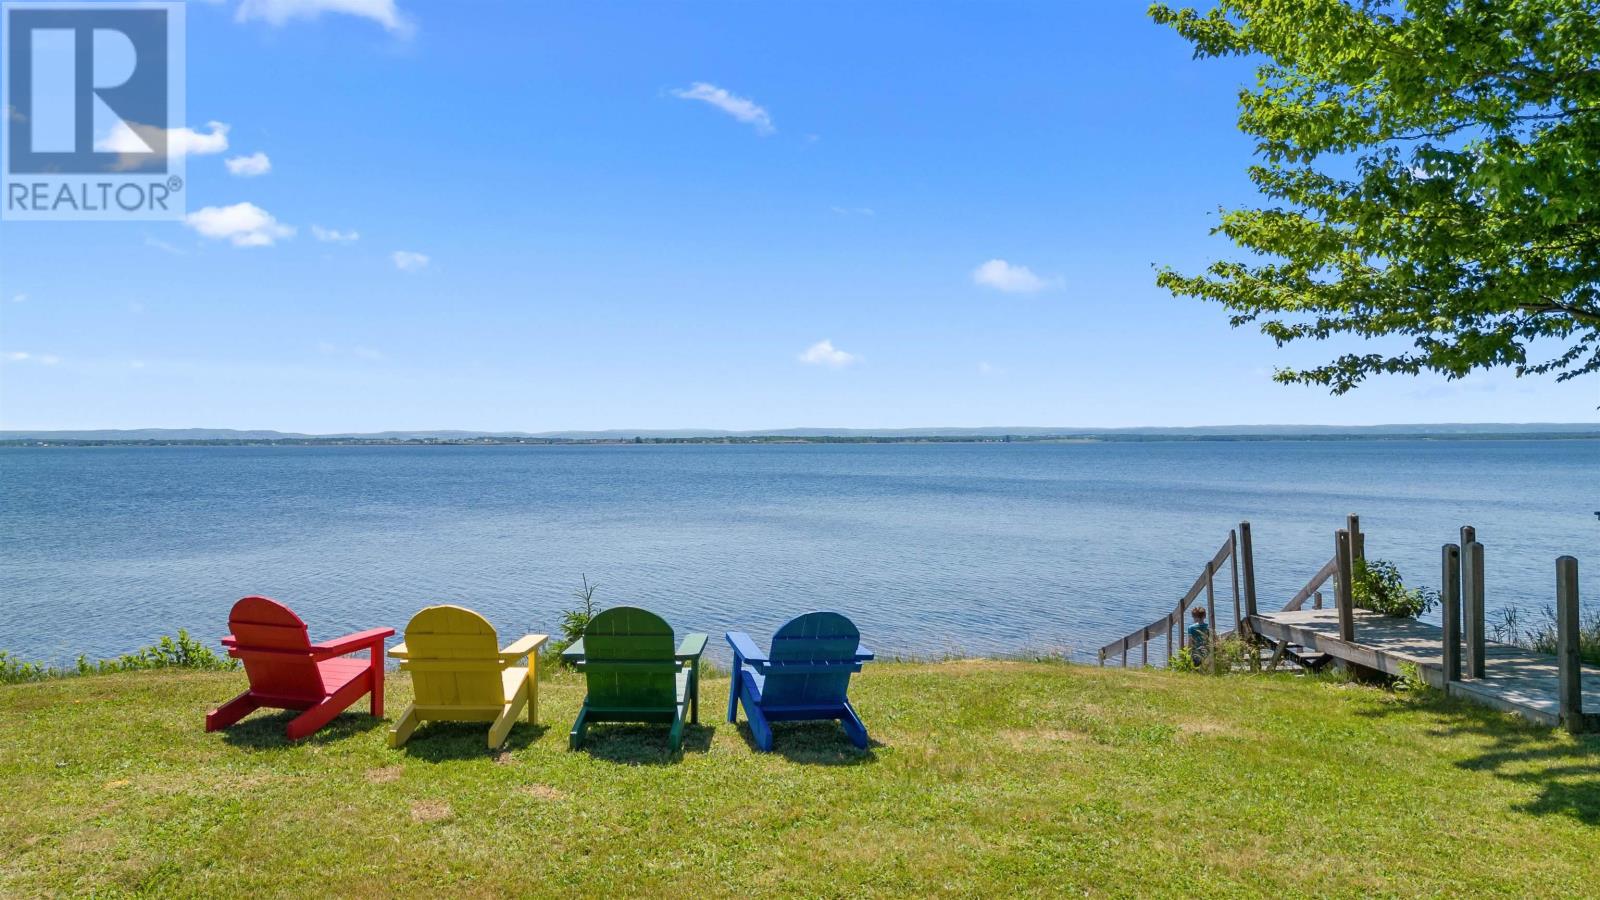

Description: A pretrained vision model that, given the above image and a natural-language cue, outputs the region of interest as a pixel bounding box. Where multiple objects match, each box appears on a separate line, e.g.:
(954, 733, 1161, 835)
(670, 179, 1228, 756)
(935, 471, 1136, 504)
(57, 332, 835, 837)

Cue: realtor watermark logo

(2, 1, 185, 221)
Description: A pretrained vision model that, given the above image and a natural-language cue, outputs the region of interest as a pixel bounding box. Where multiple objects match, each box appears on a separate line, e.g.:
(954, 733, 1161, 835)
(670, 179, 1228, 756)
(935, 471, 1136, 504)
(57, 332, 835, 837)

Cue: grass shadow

(733, 720, 882, 765)
(219, 710, 386, 750)
(575, 722, 715, 765)
(398, 722, 547, 761)
(1354, 690, 1600, 825)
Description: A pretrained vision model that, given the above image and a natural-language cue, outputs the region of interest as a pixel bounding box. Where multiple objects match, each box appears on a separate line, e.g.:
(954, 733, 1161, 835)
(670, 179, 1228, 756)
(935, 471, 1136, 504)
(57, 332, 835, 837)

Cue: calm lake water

(1, 441, 1596, 664)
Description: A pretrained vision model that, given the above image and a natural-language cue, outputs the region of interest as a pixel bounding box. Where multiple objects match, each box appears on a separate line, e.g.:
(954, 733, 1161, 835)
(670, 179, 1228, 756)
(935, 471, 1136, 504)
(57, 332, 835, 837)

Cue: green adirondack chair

(562, 606, 707, 752)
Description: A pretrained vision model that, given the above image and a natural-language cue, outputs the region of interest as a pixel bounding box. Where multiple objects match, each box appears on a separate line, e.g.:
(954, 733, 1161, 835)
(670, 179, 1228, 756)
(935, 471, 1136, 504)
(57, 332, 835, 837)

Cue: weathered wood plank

(1440, 543, 1461, 683)
(1464, 541, 1486, 679)
(1556, 556, 1583, 732)
(1335, 530, 1355, 642)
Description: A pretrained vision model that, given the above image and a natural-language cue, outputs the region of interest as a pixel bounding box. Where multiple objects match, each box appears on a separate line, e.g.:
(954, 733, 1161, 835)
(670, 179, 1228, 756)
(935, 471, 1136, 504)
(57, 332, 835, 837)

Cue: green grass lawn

(2, 661, 1596, 897)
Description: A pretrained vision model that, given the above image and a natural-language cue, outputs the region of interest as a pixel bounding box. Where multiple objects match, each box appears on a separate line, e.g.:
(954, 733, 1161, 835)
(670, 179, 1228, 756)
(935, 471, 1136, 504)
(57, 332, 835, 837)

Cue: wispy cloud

(311, 225, 360, 243)
(391, 250, 429, 271)
(830, 206, 875, 217)
(971, 258, 1059, 294)
(225, 151, 272, 177)
(670, 82, 775, 135)
(317, 341, 385, 361)
(3, 351, 61, 365)
(977, 361, 1002, 376)
(10, 293, 25, 303)
(185, 202, 295, 247)
(798, 339, 858, 368)
(144, 235, 185, 255)
(236, 0, 414, 36)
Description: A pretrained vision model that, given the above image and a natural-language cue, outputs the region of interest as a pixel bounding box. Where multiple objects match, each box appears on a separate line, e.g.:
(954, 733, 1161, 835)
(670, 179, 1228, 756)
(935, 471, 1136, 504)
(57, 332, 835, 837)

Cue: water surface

(1, 441, 1595, 664)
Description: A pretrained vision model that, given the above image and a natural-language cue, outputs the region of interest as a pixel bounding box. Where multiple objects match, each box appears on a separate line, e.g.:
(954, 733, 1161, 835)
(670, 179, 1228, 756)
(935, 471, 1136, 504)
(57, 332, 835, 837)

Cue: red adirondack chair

(205, 596, 395, 740)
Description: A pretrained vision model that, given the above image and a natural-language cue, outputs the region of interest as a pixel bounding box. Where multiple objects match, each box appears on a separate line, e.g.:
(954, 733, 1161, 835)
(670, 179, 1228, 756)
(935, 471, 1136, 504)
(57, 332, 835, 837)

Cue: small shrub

(1395, 661, 1436, 696)
(0, 631, 237, 684)
(547, 575, 600, 668)
(1169, 635, 1250, 674)
(0, 651, 50, 684)
(1352, 559, 1437, 619)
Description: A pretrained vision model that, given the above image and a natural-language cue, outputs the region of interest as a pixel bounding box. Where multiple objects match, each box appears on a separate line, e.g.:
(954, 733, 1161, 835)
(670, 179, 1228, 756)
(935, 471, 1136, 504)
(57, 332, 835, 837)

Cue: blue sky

(1, 0, 1595, 431)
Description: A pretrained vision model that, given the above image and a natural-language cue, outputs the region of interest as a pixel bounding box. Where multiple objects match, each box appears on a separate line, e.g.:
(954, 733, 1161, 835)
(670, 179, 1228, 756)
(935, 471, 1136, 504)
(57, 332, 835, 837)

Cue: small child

(1186, 606, 1212, 662)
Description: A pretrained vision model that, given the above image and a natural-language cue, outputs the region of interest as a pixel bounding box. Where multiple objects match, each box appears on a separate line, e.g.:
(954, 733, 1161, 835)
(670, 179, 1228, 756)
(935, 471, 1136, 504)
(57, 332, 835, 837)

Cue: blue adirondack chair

(725, 611, 874, 751)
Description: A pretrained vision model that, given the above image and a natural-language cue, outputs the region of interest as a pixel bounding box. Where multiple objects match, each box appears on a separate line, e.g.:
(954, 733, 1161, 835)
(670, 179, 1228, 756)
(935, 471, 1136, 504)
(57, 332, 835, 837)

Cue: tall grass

(1491, 604, 1600, 665)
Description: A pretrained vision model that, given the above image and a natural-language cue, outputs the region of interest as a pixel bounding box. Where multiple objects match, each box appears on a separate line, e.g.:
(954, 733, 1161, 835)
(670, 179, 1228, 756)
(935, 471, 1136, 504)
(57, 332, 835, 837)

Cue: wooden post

(1120, 636, 1129, 668)
(1098, 649, 1105, 668)
(1205, 560, 1218, 672)
(1556, 556, 1582, 732)
(1229, 529, 1243, 633)
(1141, 627, 1149, 667)
(1463, 540, 1486, 679)
(1239, 521, 1258, 620)
(1347, 513, 1365, 563)
(1335, 529, 1356, 642)
(1441, 543, 1461, 682)
(1313, 590, 1323, 610)
(1165, 620, 1173, 666)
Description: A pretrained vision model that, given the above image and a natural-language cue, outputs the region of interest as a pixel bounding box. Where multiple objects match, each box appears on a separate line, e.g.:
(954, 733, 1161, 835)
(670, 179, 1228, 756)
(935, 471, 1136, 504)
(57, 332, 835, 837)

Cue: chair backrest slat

(582, 607, 676, 711)
(228, 596, 325, 701)
(402, 605, 504, 709)
(762, 612, 861, 707)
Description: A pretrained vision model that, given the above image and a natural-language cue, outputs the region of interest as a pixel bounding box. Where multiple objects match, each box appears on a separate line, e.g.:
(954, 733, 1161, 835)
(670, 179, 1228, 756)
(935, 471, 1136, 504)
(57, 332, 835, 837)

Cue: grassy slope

(1, 661, 1596, 898)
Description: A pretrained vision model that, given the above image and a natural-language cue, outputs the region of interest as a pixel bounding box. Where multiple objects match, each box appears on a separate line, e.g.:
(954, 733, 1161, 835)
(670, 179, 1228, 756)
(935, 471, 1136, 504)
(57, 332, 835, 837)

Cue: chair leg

(735, 672, 773, 751)
(288, 676, 368, 741)
(490, 680, 528, 750)
(369, 647, 385, 718)
(669, 705, 685, 753)
(726, 659, 741, 724)
(526, 665, 538, 724)
(389, 704, 420, 748)
(205, 690, 259, 733)
(840, 700, 869, 749)
(568, 703, 589, 750)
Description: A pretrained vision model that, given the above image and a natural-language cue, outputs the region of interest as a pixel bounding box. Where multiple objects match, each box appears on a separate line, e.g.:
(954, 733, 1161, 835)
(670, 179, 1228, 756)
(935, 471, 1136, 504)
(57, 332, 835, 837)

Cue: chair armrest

(387, 641, 409, 660)
(499, 633, 548, 663)
(724, 632, 768, 666)
(561, 638, 585, 663)
(675, 633, 708, 661)
(855, 645, 875, 662)
(312, 627, 395, 659)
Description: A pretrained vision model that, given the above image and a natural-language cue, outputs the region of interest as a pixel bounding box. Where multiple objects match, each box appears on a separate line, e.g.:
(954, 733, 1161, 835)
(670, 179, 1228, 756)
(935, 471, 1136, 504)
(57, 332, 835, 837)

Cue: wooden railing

(1097, 521, 1255, 670)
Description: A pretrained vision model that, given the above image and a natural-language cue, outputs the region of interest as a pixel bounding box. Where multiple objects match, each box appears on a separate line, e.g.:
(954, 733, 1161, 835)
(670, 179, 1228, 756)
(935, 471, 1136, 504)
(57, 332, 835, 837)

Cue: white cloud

(96, 121, 230, 169)
(316, 341, 384, 361)
(978, 361, 1001, 376)
(4, 351, 60, 365)
(225, 151, 272, 177)
(311, 225, 360, 243)
(10, 293, 25, 303)
(670, 82, 774, 135)
(352, 345, 384, 360)
(798, 339, 858, 368)
(391, 250, 429, 271)
(185, 202, 295, 247)
(830, 206, 875, 217)
(236, 0, 414, 36)
(130, 360, 147, 369)
(971, 258, 1058, 294)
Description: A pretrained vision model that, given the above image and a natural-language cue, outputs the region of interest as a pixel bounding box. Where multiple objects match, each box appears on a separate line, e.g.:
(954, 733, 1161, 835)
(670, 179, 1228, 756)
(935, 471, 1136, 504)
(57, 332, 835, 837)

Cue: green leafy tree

(1150, 0, 1600, 392)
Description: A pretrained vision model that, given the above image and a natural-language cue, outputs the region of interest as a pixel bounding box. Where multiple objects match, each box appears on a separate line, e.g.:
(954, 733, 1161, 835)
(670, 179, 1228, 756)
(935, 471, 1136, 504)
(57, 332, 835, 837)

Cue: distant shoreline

(3, 432, 1598, 448)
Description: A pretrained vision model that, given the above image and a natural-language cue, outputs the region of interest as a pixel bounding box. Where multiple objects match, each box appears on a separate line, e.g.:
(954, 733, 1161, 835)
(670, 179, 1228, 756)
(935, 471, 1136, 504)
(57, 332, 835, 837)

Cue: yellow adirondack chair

(387, 605, 548, 749)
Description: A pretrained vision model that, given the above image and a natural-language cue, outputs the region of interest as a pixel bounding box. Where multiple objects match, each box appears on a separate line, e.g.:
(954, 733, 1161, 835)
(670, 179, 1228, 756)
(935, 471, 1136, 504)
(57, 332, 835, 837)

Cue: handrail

(1280, 556, 1337, 612)
(1098, 530, 1238, 665)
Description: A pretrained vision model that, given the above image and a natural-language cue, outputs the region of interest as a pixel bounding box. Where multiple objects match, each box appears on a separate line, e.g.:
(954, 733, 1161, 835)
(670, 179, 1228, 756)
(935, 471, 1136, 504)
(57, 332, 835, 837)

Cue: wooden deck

(1250, 608, 1600, 730)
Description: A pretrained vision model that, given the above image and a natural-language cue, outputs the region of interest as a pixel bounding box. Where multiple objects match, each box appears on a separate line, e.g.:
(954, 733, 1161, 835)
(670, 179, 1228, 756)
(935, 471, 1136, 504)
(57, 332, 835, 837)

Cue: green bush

(0, 631, 237, 685)
(1352, 559, 1437, 619)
